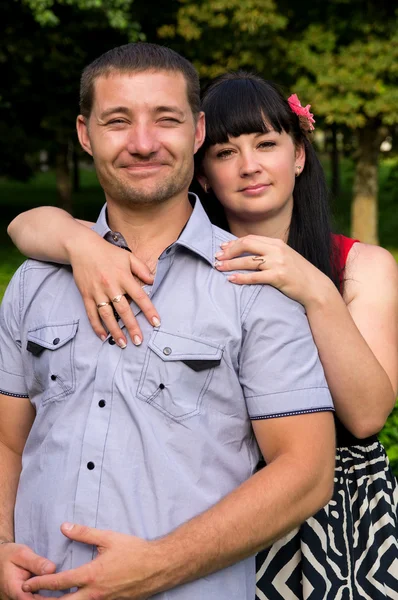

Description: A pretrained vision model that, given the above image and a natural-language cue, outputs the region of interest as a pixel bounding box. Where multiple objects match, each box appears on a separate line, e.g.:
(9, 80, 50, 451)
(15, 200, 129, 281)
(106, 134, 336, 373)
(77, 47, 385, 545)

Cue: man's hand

(22, 523, 159, 600)
(0, 542, 56, 600)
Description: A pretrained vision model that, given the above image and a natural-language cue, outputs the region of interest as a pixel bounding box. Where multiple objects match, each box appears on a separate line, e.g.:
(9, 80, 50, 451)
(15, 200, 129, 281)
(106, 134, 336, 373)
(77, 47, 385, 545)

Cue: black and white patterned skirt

(256, 440, 398, 599)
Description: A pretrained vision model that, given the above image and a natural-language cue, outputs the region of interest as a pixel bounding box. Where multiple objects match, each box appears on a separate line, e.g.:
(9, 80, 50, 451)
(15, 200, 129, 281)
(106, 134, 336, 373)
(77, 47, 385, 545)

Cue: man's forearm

(0, 442, 22, 543)
(148, 451, 334, 595)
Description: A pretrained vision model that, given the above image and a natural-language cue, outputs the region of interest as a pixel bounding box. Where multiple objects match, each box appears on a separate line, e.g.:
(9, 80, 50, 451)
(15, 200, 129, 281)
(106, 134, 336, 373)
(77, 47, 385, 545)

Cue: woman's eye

(258, 141, 276, 149)
(216, 149, 234, 159)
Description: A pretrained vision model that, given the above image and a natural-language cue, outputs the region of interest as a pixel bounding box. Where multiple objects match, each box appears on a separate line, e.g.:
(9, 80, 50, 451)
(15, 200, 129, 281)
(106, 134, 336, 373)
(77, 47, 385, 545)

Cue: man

(0, 43, 335, 599)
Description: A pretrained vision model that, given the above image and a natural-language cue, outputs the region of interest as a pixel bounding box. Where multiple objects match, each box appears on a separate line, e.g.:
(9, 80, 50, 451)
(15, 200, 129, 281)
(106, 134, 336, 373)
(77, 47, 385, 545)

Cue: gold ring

(252, 255, 266, 270)
(97, 301, 111, 309)
(112, 294, 124, 303)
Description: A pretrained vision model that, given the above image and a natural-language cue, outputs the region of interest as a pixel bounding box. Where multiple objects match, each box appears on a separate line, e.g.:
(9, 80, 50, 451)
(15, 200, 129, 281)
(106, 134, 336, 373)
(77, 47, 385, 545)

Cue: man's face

(77, 70, 205, 207)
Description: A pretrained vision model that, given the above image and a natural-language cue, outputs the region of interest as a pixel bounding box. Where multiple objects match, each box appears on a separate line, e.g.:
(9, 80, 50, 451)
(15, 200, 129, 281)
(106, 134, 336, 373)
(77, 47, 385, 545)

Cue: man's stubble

(94, 157, 195, 209)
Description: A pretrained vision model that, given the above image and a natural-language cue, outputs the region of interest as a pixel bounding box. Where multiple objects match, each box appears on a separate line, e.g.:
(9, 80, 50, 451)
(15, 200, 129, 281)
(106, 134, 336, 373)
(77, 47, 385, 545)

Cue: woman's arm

(215, 236, 398, 438)
(8, 208, 160, 347)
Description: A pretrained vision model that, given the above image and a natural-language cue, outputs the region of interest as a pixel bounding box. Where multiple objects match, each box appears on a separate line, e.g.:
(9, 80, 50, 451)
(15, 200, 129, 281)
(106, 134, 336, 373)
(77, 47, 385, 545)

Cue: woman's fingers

(123, 280, 160, 330)
(96, 301, 128, 348)
(85, 299, 110, 342)
(227, 271, 274, 285)
(217, 235, 281, 259)
(129, 254, 155, 286)
(215, 256, 267, 272)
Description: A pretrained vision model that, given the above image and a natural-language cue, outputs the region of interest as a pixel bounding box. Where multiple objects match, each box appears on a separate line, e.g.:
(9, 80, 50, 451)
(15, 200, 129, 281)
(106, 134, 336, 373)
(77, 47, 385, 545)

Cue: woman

(8, 72, 398, 599)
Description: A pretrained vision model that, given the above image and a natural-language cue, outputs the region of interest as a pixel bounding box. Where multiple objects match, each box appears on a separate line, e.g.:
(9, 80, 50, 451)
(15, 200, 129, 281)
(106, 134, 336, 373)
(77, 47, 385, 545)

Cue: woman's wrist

(64, 223, 101, 266)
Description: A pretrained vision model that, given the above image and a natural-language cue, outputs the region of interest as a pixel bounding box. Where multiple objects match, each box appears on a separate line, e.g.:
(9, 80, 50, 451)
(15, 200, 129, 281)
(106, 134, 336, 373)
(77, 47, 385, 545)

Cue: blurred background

(1, 0, 397, 472)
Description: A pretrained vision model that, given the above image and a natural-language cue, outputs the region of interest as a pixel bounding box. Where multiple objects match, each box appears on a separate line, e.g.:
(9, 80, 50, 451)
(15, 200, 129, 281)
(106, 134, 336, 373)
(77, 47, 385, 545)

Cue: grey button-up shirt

(0, 196, 333, 599)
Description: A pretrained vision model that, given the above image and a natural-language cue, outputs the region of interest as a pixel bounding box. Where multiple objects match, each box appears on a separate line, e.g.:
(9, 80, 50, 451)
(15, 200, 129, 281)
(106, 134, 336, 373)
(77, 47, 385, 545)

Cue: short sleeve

(240, 286, 334, 420)
(0, 265, 29, 398)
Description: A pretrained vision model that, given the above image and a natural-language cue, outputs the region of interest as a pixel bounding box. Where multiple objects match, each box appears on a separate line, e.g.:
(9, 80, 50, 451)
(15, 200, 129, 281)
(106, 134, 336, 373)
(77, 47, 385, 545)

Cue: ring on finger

(97, 301, 111, 309)
(252, 255, 266, 270)
(111, 294, 125, 304)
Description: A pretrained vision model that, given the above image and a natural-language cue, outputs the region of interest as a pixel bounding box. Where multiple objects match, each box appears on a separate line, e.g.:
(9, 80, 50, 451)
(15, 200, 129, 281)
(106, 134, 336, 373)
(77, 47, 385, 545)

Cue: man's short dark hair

(80, 42, 201, 119)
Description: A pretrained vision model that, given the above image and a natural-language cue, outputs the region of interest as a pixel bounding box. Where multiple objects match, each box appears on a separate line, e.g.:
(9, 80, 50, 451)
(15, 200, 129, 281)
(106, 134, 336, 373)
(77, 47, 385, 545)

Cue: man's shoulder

(4, 259, 73, 312)
(211, 224, 237, 246)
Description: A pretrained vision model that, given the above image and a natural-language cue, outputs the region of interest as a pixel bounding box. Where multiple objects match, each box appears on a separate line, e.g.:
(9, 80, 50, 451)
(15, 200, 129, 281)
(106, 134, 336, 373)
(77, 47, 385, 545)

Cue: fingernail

(152, 316, 161, 327)
(133, 335, 142, 346)
(22, 584, 31, 592)
(227, 275, 237, 282)
(100, 334, 107, 342)
(215, 251, 224, 258)
(63, 522, 74, 531)
(220, 242, 229, 248)
(214, 261, 223, 268)
(118, 338, 127, 349)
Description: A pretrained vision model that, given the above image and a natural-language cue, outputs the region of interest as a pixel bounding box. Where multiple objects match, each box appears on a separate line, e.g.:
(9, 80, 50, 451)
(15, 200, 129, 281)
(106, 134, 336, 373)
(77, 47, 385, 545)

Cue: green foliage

(158, 0, 288, 79)
(22, 0, 143, 36)
(379, 403, 398, 475)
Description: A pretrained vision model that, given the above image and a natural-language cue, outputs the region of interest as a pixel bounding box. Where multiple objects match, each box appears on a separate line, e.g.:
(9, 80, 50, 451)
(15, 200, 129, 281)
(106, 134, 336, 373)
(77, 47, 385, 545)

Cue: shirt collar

(92, 193, 216, 266)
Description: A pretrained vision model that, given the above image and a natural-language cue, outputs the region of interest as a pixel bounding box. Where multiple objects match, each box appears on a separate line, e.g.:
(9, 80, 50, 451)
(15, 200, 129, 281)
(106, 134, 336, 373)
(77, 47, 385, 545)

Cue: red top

(332, 234, 360, 284)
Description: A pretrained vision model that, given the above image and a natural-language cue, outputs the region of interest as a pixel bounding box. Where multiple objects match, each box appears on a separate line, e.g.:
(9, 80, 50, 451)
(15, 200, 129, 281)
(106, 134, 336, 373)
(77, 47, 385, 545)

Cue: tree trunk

(351, 123, 382, 244)
(55, 143, 72, 213)
(330, 124, 340, 198)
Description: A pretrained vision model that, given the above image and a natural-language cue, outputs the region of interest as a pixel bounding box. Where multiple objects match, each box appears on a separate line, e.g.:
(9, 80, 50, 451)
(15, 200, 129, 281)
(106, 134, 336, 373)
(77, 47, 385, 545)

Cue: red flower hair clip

(288, 94, 315, 132)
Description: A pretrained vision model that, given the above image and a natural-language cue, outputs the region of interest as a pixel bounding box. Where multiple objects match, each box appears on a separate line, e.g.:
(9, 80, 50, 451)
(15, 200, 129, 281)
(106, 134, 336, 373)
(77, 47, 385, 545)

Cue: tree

(158, 0, 398, 244)
(286, 3, 398, 244)
(0, 0, 137, 210)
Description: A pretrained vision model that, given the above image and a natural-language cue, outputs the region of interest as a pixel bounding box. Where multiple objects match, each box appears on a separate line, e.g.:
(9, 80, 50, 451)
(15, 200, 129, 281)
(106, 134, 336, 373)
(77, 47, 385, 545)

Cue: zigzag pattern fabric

(256, 441, 398, 599)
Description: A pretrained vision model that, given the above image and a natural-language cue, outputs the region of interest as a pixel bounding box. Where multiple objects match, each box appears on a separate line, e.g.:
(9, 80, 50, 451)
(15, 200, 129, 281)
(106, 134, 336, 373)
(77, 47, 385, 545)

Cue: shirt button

(163, 347, 172, 356)
(53, 338, 60, 345)
(108, 337, 116, 345)
(112, 235, 119, 242)
(87, 462, 95, 470)
(159, 383, 165, 390)
(50, 374, 57, 381)
(98, 400, 106, 408)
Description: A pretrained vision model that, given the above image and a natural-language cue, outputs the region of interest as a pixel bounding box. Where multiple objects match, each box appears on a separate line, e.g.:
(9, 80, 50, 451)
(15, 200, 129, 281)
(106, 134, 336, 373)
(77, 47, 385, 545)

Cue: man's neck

(106, 194, 193, 265)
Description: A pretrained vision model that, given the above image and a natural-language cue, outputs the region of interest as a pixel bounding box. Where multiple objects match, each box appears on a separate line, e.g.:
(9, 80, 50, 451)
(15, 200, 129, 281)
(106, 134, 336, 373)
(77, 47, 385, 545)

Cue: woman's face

(200, 128, 305, 227)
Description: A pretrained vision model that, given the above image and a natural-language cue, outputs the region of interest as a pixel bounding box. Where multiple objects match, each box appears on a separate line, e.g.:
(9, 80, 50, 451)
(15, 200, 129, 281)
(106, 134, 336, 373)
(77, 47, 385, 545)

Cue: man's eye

(159, 118, 181, 124)
(107, 119, 126, 125)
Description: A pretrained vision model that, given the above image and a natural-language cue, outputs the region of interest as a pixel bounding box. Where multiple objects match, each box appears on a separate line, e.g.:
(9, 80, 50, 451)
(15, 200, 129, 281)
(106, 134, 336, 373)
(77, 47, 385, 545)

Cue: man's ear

(194, 112, 206, 154)
(196, 173, 209, 193)
(76, 115, 93, 157)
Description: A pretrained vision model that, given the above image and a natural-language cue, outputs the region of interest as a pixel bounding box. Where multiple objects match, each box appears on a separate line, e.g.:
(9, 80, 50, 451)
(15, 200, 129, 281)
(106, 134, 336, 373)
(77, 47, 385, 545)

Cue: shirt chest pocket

(26, 321, 79, 405)
(137, 330, 223, 421)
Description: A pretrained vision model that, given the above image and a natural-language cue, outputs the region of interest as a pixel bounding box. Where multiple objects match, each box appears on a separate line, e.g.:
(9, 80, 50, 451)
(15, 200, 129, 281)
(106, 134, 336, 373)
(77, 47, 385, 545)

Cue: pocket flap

(148, 330, 223, 362)
(27, 321, 79, 352)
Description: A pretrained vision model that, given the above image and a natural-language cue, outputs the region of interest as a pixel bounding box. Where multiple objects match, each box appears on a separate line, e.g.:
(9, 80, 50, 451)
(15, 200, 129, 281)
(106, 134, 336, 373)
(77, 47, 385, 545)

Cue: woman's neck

(226, 205, 292, 242)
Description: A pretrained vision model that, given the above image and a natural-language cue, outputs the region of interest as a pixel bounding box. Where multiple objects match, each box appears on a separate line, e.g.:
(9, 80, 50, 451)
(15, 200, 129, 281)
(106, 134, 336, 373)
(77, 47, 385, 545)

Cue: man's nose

(240, 152, 261, 177)
(126, 123, 160, 156)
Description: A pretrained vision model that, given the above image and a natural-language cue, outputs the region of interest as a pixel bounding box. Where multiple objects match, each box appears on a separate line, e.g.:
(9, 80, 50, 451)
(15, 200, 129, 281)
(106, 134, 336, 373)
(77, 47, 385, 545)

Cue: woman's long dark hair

(195, 72, 339, 287)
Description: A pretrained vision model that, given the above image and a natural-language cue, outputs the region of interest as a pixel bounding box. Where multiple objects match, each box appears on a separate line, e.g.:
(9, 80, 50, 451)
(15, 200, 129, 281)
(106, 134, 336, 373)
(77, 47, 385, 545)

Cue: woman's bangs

(203, 79, 289, 146)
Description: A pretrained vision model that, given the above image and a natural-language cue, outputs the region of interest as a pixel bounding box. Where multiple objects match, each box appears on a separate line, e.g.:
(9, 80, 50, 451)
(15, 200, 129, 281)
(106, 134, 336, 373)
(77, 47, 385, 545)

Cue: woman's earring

(204, 182, 210, 193)
(295, 165, 302, 177)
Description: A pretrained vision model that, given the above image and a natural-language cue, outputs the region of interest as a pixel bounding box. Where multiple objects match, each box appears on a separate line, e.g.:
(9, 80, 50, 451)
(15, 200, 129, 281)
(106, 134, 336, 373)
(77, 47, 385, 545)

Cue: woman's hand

(214, 235, 331, 307)
(68, 233, 160, 347)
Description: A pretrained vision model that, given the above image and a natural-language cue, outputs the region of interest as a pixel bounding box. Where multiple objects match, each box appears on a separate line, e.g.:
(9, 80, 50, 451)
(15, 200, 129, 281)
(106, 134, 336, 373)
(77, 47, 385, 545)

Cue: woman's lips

(239, 183, 271, 195)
